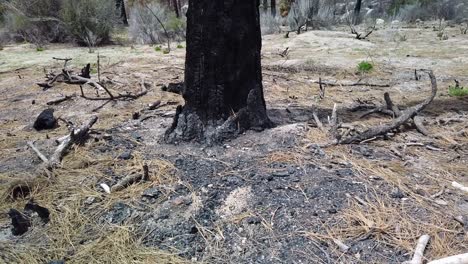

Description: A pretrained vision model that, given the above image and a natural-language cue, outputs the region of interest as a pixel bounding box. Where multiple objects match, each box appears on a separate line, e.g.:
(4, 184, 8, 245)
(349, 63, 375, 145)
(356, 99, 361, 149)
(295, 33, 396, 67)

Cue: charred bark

(271, 0, 277, 17)
(165, 0, 273, 144)
(353, 0, 362, 25)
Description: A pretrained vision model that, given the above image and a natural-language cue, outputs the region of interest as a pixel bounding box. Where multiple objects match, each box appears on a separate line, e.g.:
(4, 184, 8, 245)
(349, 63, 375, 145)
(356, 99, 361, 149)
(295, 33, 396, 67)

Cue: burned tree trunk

(172, 0, 180, 18)
(271, 0, 277, 17)
(353, 0, 362, 25)
(165, 0, 273, 144)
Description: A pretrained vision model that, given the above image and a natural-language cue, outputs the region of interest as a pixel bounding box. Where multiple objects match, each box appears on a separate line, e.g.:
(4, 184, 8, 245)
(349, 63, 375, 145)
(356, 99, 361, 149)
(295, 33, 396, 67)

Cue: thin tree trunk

(172, 0, 180, 18)
(263, 0, 268, 12)
(271, 0, 277, 17)
(165, 0, 272, 144)
(353, 0, 362, 25)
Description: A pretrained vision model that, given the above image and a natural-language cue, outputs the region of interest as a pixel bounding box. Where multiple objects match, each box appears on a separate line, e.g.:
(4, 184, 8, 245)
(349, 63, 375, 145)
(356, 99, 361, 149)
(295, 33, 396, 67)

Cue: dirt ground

(0, 23, 467, 264)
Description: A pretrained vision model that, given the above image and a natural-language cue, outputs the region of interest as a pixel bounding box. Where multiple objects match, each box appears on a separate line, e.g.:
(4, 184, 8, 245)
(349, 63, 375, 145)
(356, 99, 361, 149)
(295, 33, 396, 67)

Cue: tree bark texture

(165, 0, 272, 144)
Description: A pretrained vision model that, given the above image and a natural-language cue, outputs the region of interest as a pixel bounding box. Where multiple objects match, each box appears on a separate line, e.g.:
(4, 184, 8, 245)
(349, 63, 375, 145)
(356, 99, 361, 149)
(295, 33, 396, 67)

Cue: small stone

(434, 199, 448, 206)
(390, 188, 405, 199)
(48, 261, 65, 264)
(131, 132, 142, 141)
(273, 170, 290, 178)
(245, 216, 262, 225)
(172, 197, 185, 206)
(142, 188, 161, 199)
(84, 197, 96, 205)
(118, 151, 133, 160)
(328, 208, 337, 214)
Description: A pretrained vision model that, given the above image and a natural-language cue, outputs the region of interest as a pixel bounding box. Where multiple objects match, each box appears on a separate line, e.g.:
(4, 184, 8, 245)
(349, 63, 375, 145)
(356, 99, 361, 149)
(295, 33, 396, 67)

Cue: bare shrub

(128, 2, 186, 46)
(60, 0, 119, 46)
(260, 12, 281, 35)
(394, 0, 467, 23)
(287, 0, 318, 34)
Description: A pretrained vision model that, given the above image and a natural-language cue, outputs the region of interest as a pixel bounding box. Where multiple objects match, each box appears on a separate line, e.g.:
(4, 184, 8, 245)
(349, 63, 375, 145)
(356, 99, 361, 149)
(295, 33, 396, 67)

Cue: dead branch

(312, 70, 437, 147)
(428, 253, 468, 264)
(111, 164, 149, 192)
(28, 116, 98, 170)
(413, 116, 430, 136)
(338, 70, 437, 144)
(38, 60, 148, 102)
(312, 79, 390, 88)
(319, 78, 325, 99)
(348, 22, 377, 40)
(79, 80, 148, 101)
(403, 234, 430, 264)
(46, 95, 76, 105)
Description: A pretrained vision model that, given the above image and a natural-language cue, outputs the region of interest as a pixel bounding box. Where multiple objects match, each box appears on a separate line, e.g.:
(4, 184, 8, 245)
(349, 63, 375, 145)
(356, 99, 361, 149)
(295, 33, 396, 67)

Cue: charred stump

(165, 0, 273, 144)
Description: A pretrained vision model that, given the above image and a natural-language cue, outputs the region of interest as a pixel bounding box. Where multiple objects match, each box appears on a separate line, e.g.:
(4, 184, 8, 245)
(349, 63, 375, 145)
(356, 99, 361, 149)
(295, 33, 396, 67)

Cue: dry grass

(306, 195, 466, 262)
(0, 140, 183, 263)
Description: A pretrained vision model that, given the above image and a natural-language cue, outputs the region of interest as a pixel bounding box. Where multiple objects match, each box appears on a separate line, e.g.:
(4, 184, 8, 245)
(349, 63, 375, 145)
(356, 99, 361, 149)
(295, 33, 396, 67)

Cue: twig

(46, 95, 76, 105)
(27, 142, 49, 163)
(333, 239, 350, 253)
(403, 234, 430, 264)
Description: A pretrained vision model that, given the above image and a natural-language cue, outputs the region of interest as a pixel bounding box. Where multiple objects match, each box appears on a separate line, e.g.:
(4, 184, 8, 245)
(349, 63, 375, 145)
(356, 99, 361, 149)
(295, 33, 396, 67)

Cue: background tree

(165, 0, 273, 144)
(353, 0, 362, 25)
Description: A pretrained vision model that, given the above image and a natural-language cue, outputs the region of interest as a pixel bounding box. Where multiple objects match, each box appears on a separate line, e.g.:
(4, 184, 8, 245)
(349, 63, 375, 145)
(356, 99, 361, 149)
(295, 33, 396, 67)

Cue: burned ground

(0, 23, 467, 263)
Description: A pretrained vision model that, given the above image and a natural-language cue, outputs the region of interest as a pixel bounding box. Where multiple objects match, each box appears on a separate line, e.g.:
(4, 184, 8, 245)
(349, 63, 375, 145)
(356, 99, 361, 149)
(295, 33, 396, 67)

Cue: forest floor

(0, 23, 467, 264)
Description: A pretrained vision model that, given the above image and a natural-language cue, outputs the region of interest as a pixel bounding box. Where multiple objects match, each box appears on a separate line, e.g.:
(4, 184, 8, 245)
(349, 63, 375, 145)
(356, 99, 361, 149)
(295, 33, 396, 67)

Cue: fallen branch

(313, 80, 390, 88)
(38, 59, 148, 102)
(28, 116, 98, 170)
(46, 95, 76, 105)
(111, 164, 150, 192)
(428, 253, 468, 264)
(403, 234, 430, 264)
(348, 22, 377, 40)
(338, 70, 437, 144)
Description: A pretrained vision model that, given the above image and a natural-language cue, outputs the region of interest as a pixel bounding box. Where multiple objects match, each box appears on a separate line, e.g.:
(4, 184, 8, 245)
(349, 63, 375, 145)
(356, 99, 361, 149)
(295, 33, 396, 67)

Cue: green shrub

(60, 0, 119, 46)
(3, 0, 65, 46)
(357, 61, 373, 73)
(177, 44, 184, 49)
(162, 48, 170, 54)
(36, 47, 45, 52)
(448, 85, 468, 97)
(154, 46, 162, 52)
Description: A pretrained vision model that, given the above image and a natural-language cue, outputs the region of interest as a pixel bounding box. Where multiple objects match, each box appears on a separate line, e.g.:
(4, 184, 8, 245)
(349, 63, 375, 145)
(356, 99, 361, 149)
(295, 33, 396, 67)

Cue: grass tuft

(357, 61, 373, 73)
(448, 85, 468, 97)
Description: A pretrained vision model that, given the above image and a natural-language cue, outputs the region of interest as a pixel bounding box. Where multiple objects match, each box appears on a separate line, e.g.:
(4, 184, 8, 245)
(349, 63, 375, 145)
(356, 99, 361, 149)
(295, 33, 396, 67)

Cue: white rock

(376, 18, 385, 25)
